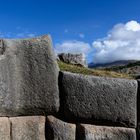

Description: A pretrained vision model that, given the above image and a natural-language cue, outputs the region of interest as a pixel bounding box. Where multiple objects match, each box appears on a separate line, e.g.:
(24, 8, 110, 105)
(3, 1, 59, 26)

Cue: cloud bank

(55, 20, 140, 63)
(92, 20, 140, 63)
(0, 26, 37, 39)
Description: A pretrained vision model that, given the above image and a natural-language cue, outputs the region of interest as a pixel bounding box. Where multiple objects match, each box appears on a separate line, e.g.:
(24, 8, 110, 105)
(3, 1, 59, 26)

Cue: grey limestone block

(77, 124, 136, 140)
(46, 115, 76, 140)
(10, 116, 46, 140)
(0, 35, 59, 116)
(59, 71, 137, 128)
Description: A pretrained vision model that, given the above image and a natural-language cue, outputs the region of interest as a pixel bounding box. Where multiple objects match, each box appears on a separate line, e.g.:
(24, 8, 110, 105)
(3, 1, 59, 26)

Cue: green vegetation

(58, 61, 133, 79)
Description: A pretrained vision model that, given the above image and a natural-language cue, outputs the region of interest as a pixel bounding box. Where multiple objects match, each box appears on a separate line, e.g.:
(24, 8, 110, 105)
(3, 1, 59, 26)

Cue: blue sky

(0, 0, 140, 63)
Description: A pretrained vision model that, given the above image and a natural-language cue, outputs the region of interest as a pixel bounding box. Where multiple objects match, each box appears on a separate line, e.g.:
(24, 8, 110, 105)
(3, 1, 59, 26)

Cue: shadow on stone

(137, 80, 140, 139)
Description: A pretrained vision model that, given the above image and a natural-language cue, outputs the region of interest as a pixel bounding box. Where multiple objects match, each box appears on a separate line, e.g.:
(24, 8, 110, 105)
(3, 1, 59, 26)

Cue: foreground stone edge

(77, 124, 136, 140)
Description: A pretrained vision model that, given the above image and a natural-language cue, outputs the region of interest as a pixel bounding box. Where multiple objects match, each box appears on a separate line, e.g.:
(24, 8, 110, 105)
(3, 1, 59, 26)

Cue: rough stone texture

(137, 80, 140, 139)
(59, 71, 137, 128)
(58, 53, 87, 67)
(137, 124, 140, 140)
(77, 124, 136, 140)
(0, 117, 10, 140)
(46, 115, 76, 140)
(10, 116, 45, 140)
(0, 35, 59, 116)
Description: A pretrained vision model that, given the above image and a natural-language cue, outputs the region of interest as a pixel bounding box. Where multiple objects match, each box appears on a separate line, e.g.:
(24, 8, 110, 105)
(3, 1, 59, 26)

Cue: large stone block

(0, 35, 59, 116)
(77, 124, 136, 140)
(46, 115, 76, 140)
(10, 116, 45, 140)
(59, 71, 137, 128)
(0, 117, 10, 140)
(58, 53, 87, 67)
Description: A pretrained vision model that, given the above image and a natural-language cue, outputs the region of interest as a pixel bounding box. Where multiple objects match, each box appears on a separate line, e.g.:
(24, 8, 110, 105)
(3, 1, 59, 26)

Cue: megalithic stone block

(46, 115, 76, 140)
(0, 35, 59, 116)
(77, 124, 136, 140)
(59, 71, 137, 128)
(10, 116, 45, 140)
(0, 117, 10, 140)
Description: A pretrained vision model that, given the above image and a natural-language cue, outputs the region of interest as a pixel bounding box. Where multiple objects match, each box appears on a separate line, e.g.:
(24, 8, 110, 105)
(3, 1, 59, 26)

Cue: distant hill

(88, 60, 140, 79)
(88, 60, 138, 68)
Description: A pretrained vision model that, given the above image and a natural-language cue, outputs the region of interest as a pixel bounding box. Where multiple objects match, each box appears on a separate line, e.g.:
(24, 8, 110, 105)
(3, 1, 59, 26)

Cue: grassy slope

(58, 61, 133, 79)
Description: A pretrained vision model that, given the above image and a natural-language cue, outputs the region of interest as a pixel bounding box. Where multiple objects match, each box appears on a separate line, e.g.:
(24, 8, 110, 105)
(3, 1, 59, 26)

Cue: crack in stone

(0, 40, 6, 55)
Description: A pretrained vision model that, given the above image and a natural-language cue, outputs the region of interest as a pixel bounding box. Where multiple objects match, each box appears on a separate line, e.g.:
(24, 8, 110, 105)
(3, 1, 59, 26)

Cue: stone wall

(0, 35, 139, 140)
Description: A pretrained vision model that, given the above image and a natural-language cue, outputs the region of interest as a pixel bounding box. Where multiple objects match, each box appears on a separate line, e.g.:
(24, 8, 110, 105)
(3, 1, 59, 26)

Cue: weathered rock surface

(137, 80, 140, 139)
(0, 35, 59, 116)
(137, 124, 140, 140)
(0, 117, 10, 140)
(46, 115, 76, 140)
(58, 53, 87, 67)
(59, 71, 137, 128)
(77, 124, 136, 140)
(10, 116, 45, 140)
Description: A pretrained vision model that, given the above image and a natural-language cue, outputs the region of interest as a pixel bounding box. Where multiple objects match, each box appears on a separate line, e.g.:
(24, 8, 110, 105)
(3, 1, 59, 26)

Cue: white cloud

(92, 20, 140, 64)
(64, 29, 68, 33)
(55, 40, 91, 56)
(0, 26, 37, 39)
(79, 33, 85, 38)
(125, 21, 140, 31)
(16, 32, 36, 38)
(16, 33, 25, 38)
(26, 33, 36, 37)
(16, 26, 21, 30)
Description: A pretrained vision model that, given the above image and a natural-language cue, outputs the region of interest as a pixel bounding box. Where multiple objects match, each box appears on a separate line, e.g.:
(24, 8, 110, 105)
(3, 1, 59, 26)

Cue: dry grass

(58, 61, 133, 79)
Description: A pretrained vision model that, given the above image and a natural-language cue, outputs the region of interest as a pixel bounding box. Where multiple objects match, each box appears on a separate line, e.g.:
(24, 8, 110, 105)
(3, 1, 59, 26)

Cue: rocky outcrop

(58, 53, 87, 67)
(46, 116, 76, 140)
(77, 124, 136, 140)
(59, 71, 137, 128)
(0, 35, 59, 116)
